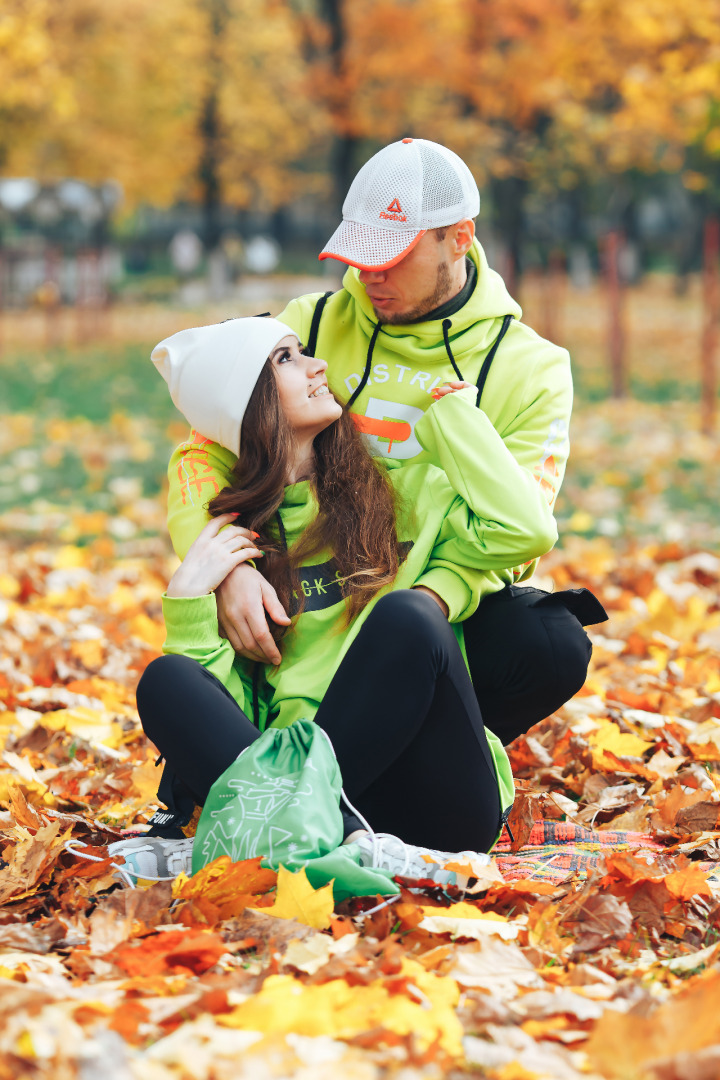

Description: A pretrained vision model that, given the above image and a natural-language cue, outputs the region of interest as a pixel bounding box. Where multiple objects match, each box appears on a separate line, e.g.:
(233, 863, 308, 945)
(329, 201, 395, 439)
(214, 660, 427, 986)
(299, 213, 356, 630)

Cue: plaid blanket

(494, 820, 668, 884)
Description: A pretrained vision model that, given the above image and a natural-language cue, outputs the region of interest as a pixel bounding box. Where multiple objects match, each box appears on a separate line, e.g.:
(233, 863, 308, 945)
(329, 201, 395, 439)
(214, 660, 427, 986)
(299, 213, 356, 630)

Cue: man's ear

(452, 219, 475, 259)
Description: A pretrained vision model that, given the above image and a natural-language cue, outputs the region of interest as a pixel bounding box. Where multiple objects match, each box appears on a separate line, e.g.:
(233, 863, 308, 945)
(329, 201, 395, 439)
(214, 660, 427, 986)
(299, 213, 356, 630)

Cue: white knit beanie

(151, 317, 294, 453)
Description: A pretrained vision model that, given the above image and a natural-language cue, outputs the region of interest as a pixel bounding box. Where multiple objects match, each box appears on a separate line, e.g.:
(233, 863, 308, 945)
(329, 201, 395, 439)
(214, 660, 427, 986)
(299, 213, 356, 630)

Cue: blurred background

(0, 0, 719, 556)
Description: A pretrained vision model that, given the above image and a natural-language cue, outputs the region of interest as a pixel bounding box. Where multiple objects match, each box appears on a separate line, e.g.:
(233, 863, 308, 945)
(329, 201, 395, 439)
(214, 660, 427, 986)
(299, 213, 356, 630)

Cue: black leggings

(137, 590, 503, 852)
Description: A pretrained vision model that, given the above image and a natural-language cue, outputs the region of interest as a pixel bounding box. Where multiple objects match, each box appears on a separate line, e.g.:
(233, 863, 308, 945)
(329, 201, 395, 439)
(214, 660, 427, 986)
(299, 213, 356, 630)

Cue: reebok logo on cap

(380, 198, 407, 223)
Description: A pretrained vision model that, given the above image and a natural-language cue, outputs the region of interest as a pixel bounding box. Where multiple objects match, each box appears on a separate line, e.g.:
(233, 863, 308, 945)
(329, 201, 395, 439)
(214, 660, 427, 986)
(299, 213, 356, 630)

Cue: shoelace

(368, 832, 414, 876)
(320, 729, 485, 909)
(64, 837, 185, 890)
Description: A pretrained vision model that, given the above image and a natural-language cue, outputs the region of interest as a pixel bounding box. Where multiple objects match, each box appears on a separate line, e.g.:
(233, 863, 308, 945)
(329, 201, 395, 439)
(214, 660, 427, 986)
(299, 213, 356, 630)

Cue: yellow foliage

(52, 546, 91, 571)
(419, 904, 519, 940)
(220, 957, 463, 1056)
(129, 614, 165, 651)
(587, 718, 653, 760)
(40, 707, 123, 749)
(3, 0, 718, 203)
(250, 866, 335, 931)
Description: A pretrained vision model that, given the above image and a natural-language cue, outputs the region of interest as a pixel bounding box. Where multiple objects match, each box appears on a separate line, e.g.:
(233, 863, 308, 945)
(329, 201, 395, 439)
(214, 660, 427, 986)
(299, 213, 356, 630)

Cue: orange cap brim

(318, 227, 426, 272)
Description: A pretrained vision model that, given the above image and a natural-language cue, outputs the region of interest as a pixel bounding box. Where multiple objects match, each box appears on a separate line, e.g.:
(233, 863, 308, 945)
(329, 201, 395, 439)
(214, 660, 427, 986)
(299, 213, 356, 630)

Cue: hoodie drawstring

(441, 319, 464, 382)
(346, 321, 381, 409)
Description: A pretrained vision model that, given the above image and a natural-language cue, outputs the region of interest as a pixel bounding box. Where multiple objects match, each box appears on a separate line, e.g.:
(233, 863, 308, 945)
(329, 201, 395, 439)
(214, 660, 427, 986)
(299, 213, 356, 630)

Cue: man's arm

(412, 372, 564, 619)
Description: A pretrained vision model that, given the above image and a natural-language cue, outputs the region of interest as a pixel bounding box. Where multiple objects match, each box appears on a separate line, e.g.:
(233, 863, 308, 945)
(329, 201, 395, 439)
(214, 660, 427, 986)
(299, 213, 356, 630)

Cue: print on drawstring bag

(192, 719, 396, 901)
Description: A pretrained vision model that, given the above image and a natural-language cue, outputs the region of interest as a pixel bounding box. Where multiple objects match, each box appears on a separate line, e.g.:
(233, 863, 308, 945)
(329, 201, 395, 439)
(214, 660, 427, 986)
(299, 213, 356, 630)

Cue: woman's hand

(166, 514, 264, 599)
(430, 380, 476, 401)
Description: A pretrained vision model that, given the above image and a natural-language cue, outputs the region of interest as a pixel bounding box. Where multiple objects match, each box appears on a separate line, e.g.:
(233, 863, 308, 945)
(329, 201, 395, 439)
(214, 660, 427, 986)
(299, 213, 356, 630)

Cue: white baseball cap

(151, 317, 293, 453)
(319, 138, 480, 272)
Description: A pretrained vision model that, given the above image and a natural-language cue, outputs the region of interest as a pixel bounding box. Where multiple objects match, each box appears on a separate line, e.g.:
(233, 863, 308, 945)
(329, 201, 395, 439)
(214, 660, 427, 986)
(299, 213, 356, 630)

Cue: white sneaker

(107, 836, 194, 886)
(354, 832, 490, 888)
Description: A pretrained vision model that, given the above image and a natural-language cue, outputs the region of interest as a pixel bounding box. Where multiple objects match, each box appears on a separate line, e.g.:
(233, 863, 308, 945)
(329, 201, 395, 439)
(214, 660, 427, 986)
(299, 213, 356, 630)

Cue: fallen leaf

(250, 866, 334, 931)
(220, 957, 463, 1055)
(419, 903, 519, 940)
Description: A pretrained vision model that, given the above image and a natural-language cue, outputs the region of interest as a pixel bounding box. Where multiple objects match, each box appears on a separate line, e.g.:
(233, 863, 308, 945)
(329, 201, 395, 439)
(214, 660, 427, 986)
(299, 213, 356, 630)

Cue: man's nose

(358, 268, 385, 285)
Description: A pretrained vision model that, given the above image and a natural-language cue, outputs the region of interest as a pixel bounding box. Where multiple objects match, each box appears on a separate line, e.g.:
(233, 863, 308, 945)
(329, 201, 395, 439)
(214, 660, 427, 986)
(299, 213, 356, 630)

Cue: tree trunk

(198, 0, 228, 254)
(701, 216, 719, 436)
(604, 230, 627, 399)
(490, 175, 527, 300)
(318, 0, 358, 218)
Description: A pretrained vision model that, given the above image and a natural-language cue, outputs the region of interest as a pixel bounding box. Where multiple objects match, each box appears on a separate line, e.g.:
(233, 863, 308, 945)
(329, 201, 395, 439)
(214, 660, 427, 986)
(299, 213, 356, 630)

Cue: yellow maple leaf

(587, 718, 652, 760)
(250, 866, 334, 930)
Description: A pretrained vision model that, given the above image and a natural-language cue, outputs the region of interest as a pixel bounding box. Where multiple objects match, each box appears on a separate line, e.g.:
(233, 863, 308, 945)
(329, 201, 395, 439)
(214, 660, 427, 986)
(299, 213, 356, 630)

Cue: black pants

(463, 584, 605, 745)
(137, 591, 503, 852)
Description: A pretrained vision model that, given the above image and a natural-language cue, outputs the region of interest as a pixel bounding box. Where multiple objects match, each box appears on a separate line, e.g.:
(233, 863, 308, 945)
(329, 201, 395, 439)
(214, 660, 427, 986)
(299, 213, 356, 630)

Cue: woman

(111, 317, 556, 885)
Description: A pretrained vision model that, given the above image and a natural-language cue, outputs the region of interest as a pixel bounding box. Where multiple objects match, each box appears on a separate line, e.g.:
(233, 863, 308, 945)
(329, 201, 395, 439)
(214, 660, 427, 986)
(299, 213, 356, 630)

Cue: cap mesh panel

(418, 144, 464, 220)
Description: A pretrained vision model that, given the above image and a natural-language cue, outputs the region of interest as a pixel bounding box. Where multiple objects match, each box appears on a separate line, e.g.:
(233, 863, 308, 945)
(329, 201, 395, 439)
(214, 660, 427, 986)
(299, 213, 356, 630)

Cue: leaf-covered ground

(1, 280, 720, 1078)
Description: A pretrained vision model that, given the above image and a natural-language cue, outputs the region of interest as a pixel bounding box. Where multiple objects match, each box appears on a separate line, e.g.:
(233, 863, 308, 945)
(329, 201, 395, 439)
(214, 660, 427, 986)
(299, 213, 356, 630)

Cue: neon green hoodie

(167, 240, 571, 616)
(162, 387, 556, 821)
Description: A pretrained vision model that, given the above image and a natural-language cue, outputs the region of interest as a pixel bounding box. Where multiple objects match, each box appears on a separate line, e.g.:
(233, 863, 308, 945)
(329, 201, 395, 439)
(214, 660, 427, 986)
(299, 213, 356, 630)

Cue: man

(168, 137, 606, 751)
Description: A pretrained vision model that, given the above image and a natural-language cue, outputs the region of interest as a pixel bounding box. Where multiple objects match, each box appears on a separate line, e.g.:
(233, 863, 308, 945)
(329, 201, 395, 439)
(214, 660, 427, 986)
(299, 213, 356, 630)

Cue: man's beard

(372, 261, 453, 325)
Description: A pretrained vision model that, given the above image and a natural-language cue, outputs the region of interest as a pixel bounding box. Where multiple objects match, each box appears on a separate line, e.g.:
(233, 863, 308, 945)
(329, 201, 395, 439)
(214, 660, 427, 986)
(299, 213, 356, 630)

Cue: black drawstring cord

(274, 508, 299, 618)
(346, 321, 381, 409)
(252, 665, 261, 729)
(442, 319, 464, 382)
(275, 509, 288, 552)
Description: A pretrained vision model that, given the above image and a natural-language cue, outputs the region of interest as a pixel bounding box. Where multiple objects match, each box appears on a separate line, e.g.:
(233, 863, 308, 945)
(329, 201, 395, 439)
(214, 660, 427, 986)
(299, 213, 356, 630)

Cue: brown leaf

(218, 908, 316, 952)
(0, 821, 69, 903)
(586, 970, 720, 1077)
(0, 918, 65, 954)
(561, 892, 633, 956)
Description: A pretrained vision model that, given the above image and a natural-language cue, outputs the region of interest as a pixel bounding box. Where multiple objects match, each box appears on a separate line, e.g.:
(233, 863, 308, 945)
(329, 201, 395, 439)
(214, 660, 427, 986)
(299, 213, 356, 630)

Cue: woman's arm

(162, 514, 267, 715)
(166, 513, 264, 598)
(167, 433, 292, 662)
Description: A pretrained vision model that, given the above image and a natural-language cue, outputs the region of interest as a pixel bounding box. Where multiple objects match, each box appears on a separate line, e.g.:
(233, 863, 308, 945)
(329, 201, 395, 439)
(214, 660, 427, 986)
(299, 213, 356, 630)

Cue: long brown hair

(209, 361, 402, 634)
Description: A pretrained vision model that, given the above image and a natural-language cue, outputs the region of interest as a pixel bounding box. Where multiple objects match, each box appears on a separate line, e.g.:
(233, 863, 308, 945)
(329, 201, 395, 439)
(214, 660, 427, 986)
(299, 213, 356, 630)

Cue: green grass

(0, 343, 180, 424)
(1, 336, 719, 549)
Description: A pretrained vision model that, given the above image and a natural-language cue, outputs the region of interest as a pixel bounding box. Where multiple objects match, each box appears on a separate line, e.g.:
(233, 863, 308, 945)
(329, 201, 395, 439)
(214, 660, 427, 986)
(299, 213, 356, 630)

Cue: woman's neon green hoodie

(167, 240, 571, 616)
(162, 388, 558, 823)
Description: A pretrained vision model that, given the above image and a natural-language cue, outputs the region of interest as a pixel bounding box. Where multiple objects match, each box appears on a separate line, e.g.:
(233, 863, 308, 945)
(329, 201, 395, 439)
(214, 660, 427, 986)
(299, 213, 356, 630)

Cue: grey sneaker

(107, 835, 194, 886)
(354, 832, 490, 888)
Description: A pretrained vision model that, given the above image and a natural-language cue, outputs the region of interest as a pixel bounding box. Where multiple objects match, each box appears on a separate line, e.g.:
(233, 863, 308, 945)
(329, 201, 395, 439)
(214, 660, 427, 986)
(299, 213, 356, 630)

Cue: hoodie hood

(341, 239, 522, 360)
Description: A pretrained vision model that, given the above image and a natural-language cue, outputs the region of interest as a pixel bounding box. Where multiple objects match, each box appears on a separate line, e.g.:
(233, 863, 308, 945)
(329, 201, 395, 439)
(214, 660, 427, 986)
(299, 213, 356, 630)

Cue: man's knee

(542, 608, 592, 699)
(465, 588, 593, 738)
(490, 599, 591, 697)
(367, 589, 450, 650)
(372, 588, 447, 628)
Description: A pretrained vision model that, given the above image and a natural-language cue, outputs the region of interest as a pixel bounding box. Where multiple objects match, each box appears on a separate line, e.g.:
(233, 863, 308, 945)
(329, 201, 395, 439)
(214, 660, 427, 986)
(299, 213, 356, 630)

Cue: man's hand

(430, 380, 476, 401)
(216, 562, 291, 665)
(412, 585, 449, 618)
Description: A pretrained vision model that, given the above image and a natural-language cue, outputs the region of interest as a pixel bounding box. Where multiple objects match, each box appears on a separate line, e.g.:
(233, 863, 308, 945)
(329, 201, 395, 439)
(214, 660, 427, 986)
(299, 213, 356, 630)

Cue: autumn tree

(282, 0, 720, 283)
(0, 0, 74, 169)
(0, 0, 325, 220)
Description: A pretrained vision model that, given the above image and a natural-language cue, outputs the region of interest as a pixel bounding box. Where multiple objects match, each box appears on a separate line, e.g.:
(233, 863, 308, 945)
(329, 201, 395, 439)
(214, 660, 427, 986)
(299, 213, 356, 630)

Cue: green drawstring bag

(191, 719, 397, 902)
